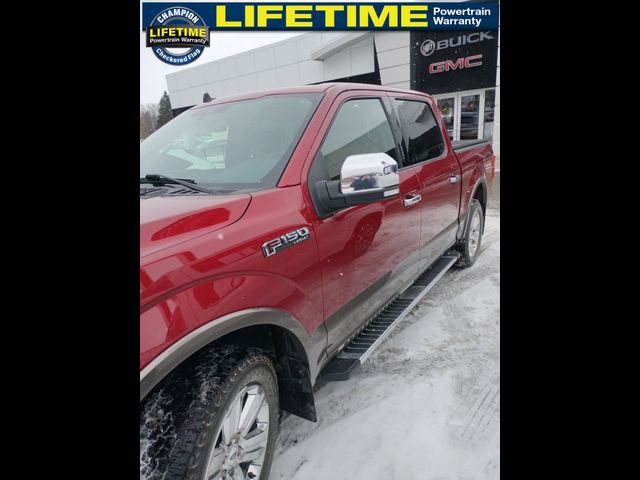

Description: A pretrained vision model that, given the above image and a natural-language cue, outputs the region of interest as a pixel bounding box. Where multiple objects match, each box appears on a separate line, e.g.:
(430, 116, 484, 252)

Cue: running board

(321, 251, 460, 381)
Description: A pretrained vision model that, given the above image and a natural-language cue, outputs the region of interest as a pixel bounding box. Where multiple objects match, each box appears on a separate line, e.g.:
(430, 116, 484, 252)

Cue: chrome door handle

(403, 194, 422, 207)
(450, 175, 461, 184)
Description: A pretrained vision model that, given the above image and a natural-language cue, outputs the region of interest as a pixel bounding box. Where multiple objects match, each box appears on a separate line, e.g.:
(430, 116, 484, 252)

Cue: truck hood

(140, 194, 252, 258)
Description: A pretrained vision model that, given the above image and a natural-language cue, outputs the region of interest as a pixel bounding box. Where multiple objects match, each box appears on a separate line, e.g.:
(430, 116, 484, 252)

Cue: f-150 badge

(262, 227, 311, 258)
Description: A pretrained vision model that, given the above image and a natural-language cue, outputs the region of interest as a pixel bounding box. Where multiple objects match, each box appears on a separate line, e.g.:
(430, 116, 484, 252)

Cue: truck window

(319, 98, 398, 181)
(394, 100, 445, 166)
(140, 93, 323, 192)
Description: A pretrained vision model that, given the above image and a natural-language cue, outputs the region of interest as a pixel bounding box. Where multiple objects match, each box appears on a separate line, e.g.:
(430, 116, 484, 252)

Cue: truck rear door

(304, 92, 421, 357)
(390, 95, 463, 270)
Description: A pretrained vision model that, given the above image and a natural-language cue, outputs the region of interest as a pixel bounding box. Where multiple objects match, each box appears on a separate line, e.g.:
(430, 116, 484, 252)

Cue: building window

(436, 98, 455, 140)
(460, 94, 480, 140)
(483, 89, 496, 141)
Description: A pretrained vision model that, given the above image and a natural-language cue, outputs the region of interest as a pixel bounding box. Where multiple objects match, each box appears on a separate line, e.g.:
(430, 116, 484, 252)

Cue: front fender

(142, 269, 322, 341)
(140, 307, 319, 401)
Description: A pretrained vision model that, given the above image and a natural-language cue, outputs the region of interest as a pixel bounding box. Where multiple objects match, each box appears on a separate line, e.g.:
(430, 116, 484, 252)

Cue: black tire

(455, 199, 484, 268)
(140, 345, 279, 480)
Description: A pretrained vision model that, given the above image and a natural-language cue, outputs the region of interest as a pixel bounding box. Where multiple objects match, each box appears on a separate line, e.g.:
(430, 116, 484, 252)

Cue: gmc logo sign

(429, 55, 483, 74)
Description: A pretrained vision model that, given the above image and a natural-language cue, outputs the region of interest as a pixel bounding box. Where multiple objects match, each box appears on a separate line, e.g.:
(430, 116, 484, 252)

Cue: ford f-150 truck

(140, 83, 494, 480)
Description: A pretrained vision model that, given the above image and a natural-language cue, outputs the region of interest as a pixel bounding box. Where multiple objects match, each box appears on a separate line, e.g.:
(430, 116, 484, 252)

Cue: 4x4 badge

(262, 227, 311, 257)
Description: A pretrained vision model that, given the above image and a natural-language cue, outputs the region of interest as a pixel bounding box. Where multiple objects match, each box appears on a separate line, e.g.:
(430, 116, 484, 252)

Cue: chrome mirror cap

(340, 153, 400, 196)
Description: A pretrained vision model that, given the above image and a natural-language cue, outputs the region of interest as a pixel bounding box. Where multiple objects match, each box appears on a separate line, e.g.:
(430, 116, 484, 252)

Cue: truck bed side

(453, 139, 495, 222)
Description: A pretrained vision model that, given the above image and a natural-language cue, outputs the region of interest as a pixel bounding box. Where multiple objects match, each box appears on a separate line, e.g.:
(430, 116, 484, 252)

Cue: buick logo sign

(420, 39, 436, 57)
(420, 32, 494, 57)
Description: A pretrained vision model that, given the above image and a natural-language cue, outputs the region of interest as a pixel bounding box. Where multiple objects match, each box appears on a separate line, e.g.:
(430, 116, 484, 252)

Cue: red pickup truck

(140, 83, 494, 480)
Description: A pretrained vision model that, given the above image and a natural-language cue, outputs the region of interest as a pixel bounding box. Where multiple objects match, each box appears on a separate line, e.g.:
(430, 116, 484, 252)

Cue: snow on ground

(270, 209, 500, 480)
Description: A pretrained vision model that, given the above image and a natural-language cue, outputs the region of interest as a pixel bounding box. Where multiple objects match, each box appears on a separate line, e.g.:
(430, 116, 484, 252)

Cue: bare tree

(140, 103, 158, 139)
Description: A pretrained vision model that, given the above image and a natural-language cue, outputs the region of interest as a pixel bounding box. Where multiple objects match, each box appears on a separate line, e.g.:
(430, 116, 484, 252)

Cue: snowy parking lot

(271, 209, 500, 480)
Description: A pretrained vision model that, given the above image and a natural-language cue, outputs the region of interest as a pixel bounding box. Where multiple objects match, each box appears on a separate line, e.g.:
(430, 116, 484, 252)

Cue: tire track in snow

(450, 376, 500, 442)
(271, 211, 500, 479)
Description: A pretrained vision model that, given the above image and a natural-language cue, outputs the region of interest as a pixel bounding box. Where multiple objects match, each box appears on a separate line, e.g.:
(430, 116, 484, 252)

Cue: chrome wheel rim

(204, 384, 270, 480)
(468, 210, 482, 258)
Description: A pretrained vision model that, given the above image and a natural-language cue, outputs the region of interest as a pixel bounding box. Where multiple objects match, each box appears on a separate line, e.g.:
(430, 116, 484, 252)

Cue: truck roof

(192, 82, 429, 109)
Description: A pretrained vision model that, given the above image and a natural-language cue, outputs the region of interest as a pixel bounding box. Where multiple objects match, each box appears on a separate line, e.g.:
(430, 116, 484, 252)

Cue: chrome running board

(321, 251, 460, 381)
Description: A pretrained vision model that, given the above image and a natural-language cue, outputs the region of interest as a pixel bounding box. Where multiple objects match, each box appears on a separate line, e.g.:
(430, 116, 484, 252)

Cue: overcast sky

(139, 0, 467, 105)
(140, 0, 317, 105)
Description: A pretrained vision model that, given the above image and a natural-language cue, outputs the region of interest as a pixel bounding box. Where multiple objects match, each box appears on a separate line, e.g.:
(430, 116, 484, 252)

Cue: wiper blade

(141, 174, 212, 194)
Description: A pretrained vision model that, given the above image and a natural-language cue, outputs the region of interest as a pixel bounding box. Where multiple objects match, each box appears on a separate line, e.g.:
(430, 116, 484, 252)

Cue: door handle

(403, 194, 422, 207)
(450, 175, 461, 184)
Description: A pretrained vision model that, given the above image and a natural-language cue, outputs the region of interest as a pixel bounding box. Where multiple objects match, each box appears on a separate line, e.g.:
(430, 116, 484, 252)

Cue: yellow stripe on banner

(210, 3, 430, 29)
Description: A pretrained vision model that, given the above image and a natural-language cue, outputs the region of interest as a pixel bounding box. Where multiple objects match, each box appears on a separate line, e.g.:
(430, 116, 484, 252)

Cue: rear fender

(458, 173, 488, 241)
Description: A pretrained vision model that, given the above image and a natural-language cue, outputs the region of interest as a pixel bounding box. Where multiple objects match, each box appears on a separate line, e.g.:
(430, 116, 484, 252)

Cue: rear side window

(319, 98, 398, 181)
(395, 99, 445, 166)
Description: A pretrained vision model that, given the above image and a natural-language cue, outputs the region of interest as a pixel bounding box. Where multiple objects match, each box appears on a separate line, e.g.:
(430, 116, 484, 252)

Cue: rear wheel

(456, 199, 484, 268)
(140, 346, 279, 480)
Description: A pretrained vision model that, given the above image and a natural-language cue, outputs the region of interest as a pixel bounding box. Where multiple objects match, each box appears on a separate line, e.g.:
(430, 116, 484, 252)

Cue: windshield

(140, 93, 323, 192)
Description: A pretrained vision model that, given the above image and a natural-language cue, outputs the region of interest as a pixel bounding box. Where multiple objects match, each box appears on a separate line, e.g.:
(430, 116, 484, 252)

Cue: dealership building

(166, 28, 500, 165)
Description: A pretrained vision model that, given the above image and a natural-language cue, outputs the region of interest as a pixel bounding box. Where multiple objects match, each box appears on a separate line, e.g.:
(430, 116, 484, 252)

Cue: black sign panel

(410, 30, 498, 95)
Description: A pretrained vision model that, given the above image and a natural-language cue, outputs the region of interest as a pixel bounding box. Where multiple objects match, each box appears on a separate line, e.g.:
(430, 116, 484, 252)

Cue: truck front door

(305, 93, 422, 357)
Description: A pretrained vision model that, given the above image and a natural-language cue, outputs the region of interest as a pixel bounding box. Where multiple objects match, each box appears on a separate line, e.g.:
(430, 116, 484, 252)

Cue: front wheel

(455, 199, 484, 268)
(140, 346, 279, 480)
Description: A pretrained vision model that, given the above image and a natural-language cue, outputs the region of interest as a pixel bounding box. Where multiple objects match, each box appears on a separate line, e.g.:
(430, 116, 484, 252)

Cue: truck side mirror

(315, 153, 400, 212)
